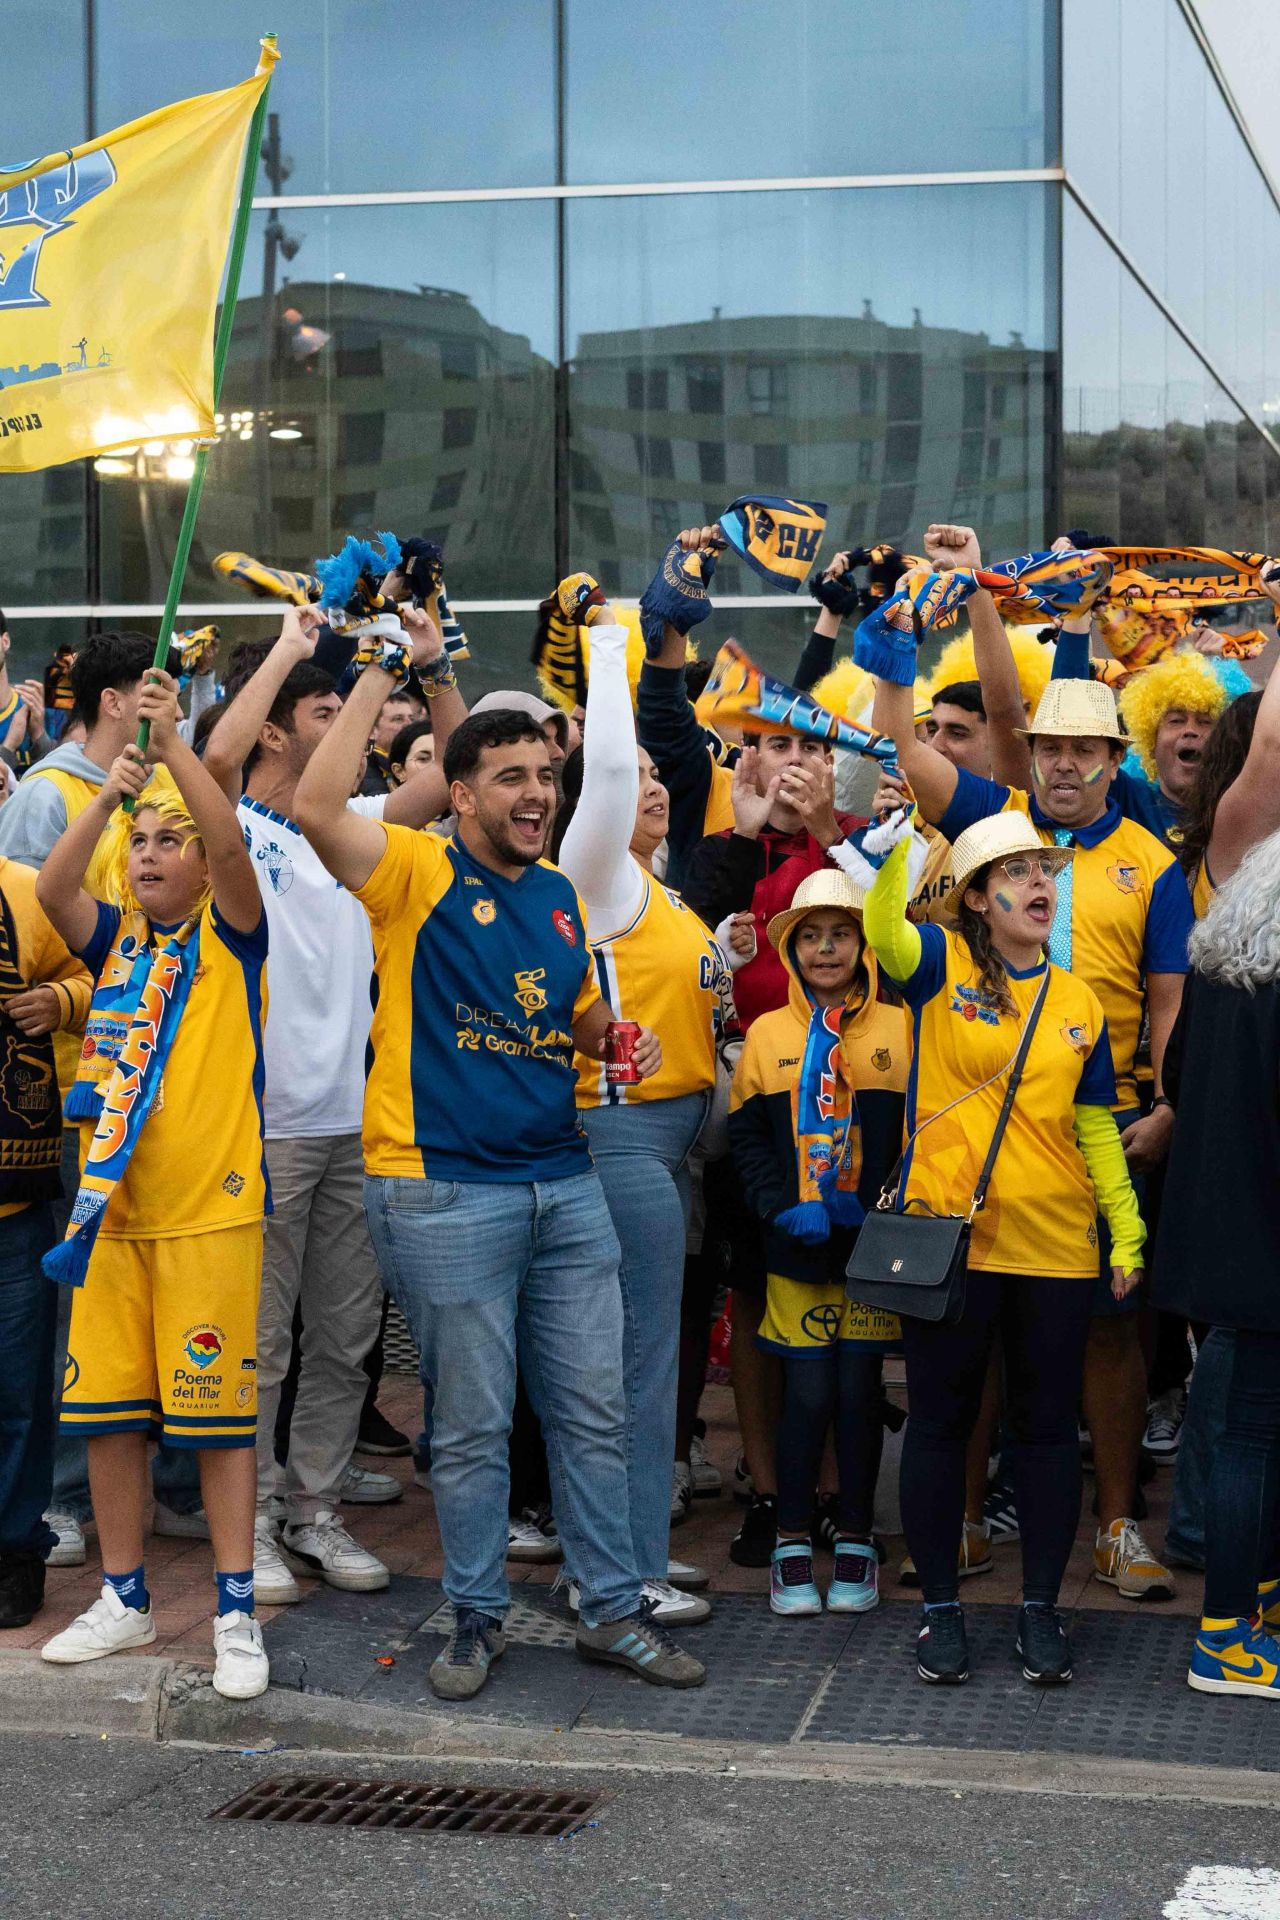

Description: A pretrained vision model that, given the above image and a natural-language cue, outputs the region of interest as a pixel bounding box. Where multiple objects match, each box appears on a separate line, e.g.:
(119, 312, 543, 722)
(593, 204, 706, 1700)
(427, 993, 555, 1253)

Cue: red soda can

(603, 1020, 643, 1085)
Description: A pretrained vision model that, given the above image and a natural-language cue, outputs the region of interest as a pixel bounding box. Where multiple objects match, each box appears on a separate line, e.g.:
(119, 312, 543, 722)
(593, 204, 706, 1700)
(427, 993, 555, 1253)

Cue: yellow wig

(98, 775, 211, 917)
(810, 657, 875, 724)
(1119, 652, 1230, 780)
(928, 625, 1052, 715)
(535, 603, 698, 714)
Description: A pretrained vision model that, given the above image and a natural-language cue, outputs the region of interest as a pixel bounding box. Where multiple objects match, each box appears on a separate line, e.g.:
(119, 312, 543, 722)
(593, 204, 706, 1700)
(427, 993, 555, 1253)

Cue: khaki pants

(256, 1133, 383, 1522)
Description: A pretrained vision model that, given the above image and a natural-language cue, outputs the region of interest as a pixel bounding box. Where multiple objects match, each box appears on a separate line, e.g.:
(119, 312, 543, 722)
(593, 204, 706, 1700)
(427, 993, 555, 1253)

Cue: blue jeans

(365, 1168, 641, 1628)
(1203, 1328, 1280, 1619)
(1167, 1328, 1234, 1569)
(50, 1126, 202, 1521)
(583, 1092, 707, 1580)
(0, 1204, 58, 1557)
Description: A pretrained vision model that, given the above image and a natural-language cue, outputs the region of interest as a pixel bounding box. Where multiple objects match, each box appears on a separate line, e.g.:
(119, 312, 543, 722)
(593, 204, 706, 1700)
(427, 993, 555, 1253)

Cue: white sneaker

(44, 1510, 86, 1567)
(689, 1433, 722, 1498)
(339, 1464, 402, 1506)
(565, 1578, 711, 1624)
(253, 1514, 301, 1606)
(212, 1610, 270, 1699)
(282, 1509, 390, 1592)
(41, 1583, 156, 1663)
(667, 1558, 710, 1591)
(641, 1578, 711, 1624)
(670, 1461, 692, 1525)
(152, 1503, 211, 1540)
(507, 1505, 562, 1564)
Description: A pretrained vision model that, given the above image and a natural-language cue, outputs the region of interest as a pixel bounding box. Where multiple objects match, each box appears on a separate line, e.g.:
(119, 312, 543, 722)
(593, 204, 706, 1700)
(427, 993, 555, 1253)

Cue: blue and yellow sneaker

(1188, 1615, 1280, 1699)
(1259, 1578, 1280, 1631)
(827, 1537, 879, 1614)
(769, 1541, 822, 1617)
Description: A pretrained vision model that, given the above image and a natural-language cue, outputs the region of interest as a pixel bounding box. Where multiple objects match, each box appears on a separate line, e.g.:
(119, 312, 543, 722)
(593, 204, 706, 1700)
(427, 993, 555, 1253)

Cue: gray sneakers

(575, 1599, 706, 1688)
(429, 1609, 506, 1700)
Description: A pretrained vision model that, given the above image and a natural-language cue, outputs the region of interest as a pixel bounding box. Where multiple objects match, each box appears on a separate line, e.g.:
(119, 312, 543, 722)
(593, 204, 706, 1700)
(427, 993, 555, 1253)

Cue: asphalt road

(2, 1732, 1279, 1920)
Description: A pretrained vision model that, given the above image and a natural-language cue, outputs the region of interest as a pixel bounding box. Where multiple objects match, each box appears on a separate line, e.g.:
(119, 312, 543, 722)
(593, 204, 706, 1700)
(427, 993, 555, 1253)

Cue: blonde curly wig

(1119, 652, 1229, 780)
(98, 778, 210, 917)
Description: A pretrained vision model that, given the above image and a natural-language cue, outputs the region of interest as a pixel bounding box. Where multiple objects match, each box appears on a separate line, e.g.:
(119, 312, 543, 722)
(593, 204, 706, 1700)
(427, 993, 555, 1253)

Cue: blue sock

(215, 1569, 254, 1617)
(105, 1565, 149, 1612)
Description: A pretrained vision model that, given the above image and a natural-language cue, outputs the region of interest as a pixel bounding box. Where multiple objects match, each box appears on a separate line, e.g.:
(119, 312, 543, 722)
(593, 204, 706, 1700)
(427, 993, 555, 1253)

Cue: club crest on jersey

(552, 909, 577, 946)
(1060, 1021, 1090, 1054)
(1107, 862, 1140, 895)
(472, 898, 496, 926)
(871, 1047, 893, 1072)
(513, 968, 548, 1014)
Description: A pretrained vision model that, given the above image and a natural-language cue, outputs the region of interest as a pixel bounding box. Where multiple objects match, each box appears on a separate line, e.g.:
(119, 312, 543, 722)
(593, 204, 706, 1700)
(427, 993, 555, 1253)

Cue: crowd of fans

(0, 506, 1277, 1708)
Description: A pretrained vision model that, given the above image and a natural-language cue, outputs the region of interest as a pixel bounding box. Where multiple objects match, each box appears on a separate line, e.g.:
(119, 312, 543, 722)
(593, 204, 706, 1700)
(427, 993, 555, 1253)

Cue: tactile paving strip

(418, 1597, 577, 1651)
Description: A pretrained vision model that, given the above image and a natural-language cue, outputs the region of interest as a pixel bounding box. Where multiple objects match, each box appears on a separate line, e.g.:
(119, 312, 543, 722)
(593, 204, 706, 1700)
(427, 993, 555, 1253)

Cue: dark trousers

(900, 1270, 1093, 1606)
(0, 1204, 58, 1557)
(776, 1344, 884, 1536)
(1203, 1328, 1280, 1620)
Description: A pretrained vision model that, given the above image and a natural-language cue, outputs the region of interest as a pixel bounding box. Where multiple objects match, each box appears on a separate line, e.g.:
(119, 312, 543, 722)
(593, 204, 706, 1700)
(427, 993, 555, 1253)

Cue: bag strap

(874, 965, 1052, 1218)
(966, 965, 1050, 1222)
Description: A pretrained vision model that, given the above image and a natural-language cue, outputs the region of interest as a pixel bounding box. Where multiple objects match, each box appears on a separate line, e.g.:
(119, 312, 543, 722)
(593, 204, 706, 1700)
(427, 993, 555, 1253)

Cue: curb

(4, 1651, 1280, 1808)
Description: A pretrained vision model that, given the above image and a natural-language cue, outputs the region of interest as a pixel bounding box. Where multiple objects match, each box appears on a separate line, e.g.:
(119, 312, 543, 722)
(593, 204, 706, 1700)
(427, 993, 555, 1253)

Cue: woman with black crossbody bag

(851, 811, 1144, 1690)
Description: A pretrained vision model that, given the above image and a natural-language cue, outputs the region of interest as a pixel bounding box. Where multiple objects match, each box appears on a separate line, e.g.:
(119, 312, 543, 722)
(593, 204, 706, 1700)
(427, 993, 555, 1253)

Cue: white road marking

(1165, 1867, 1280, 1919)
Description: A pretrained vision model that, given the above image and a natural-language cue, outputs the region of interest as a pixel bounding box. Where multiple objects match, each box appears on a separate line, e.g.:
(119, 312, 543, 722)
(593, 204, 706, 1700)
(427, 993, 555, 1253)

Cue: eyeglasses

(993, 851, 1071, 885)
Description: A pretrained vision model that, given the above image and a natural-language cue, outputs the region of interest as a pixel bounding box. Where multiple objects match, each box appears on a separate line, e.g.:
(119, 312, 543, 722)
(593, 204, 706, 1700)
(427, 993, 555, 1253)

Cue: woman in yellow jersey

(860, 810, 1144, 1689)
(556, 613, 732, 1623)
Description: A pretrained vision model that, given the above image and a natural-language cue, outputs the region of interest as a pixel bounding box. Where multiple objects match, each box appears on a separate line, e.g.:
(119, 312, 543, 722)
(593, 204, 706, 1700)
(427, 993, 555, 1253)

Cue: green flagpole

(127, 33, 278, 800)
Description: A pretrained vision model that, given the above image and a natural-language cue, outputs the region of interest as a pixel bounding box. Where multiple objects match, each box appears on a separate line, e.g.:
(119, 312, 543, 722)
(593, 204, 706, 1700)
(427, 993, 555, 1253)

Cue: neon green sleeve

(1073, 1102, 1146, 1270)
(862, 833, 923, 983)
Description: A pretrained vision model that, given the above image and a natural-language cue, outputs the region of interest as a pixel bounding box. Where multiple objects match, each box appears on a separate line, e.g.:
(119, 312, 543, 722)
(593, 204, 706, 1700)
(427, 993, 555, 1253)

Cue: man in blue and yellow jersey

(878, 664, 1193, 1610)
(293, 646, 706, 1703)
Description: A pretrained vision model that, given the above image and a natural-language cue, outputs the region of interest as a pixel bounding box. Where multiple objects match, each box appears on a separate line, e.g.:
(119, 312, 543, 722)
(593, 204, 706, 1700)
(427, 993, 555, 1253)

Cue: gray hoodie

(0, 740, 106, 870)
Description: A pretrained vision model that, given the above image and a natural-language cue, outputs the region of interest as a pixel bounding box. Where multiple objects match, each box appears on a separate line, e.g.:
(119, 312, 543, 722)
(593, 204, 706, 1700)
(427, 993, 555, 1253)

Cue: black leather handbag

(845, 970, 1050, 1325)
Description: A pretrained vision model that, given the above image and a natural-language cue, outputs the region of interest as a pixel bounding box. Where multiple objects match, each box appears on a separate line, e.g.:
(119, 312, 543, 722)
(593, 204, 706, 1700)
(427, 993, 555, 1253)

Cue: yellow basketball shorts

(757, 1271, 901, 1356)
(60, 1222, 263, 1449)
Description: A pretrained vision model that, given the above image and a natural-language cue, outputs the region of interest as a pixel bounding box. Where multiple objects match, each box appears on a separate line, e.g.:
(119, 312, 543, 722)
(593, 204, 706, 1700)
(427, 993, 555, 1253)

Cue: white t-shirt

(238, 793, 385, 1138)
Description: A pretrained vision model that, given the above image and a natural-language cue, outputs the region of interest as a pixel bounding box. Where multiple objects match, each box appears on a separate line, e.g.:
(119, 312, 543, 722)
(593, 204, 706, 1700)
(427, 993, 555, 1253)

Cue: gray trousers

(256, 1133, 384, 1522)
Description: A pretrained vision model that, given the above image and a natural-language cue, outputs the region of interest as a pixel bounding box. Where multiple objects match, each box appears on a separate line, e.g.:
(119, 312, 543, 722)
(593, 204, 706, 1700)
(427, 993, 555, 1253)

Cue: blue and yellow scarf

(775, 991, 864, 1247)
(45, 910, 201, 1287)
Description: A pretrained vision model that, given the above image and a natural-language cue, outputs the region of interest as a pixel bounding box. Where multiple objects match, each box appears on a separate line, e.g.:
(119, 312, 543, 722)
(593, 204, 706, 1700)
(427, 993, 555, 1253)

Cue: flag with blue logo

(0, 51, 277, 472)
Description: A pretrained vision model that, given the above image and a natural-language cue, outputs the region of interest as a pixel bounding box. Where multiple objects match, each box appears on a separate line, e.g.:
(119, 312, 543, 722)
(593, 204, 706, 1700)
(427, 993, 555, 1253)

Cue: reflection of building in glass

(570, 310, 1050, 595)
(107, 280, 555, 604)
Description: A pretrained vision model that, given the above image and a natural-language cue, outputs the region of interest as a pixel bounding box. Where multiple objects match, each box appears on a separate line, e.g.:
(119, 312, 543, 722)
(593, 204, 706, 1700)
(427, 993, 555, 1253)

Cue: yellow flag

(0, 51, 276, 473)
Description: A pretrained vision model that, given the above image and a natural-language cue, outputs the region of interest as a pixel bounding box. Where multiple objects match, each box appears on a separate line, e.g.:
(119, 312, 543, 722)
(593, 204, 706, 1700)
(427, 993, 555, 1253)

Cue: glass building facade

(3, 0, 1278, 688)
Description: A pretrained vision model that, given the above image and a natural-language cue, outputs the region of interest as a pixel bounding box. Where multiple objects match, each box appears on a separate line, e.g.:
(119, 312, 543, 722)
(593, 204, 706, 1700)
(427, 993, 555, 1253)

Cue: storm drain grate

(210, 1774, 605, 1837)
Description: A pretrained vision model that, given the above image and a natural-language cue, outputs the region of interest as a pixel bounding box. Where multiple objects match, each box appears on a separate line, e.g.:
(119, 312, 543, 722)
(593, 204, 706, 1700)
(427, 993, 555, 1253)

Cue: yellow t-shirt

(354, 828, 601, 1181)
(1191, 857, 1214, 919)
(893, 927, 1116, 1278)
(75, 898, 268, 1240)
(575, 875, 729, 1108)
(936, 775, 1193, 1111)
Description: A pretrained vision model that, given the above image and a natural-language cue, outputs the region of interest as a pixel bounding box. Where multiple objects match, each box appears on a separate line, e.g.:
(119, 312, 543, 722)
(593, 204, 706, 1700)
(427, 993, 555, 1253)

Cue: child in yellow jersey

(729, 869, 907, 1620)
(861, 810, 1144, 1689)
(34, 671, 271, 1702)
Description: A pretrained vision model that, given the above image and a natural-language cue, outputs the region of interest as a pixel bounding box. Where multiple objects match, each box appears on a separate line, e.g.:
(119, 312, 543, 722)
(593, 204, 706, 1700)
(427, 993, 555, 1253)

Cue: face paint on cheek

(993, 890, 1016, 914)
(1031, 760, 1047, 789)
(1082, 764, 1106, 786)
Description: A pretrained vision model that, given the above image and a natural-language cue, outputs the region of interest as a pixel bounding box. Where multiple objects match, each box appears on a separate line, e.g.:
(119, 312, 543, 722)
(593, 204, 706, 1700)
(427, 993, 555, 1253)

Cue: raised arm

(1207, 581, 1280, 883)
(292, 662, 393, 890)
(558, 617, 646, 934)
(872, 675, 959, 825)
(201, 606, 324, 802)
(924, 524, 1030, 788)
(382, 605, 464, 828)
(35, 747, 149, 952)
(140, 673, 262, 935)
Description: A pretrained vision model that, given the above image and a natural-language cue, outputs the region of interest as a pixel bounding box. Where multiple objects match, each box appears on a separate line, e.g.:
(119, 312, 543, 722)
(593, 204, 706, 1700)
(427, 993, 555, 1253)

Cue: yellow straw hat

(1016, 677, 1132, 743)
(941, 811, 1074, 919)
(766, 868, 866, 951)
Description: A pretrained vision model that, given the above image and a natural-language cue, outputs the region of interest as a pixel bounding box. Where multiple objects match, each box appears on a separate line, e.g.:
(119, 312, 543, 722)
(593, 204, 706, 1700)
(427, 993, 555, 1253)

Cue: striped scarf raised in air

(695, 640, 897, 765)
(46, 910, 201, 1287)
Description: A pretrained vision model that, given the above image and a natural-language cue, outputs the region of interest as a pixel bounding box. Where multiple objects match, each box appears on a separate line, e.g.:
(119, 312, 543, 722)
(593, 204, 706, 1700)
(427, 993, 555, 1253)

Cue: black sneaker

(1016, 1602, 1073, 1685)
(983, 1478, 1020, 1543)
(355, 1405, 411, 1457)
(729, 1493, 778, 1567)
(916, 1603, 970, 1684)
(0, 1550, 44, 1629)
